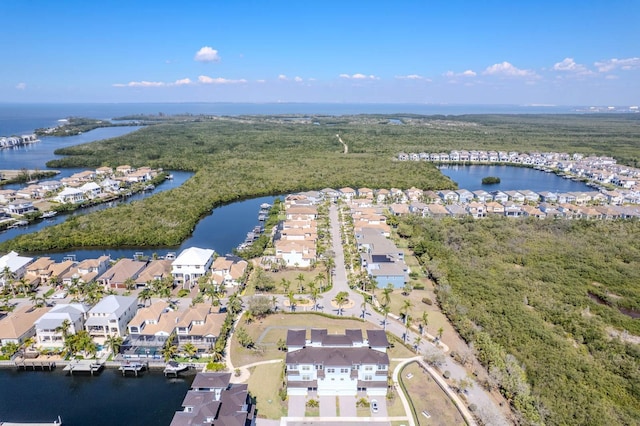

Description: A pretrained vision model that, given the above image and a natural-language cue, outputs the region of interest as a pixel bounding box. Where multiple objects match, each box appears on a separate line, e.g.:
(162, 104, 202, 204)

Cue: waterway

(0, 368, 194, 425)
(439, 164, 592, 192)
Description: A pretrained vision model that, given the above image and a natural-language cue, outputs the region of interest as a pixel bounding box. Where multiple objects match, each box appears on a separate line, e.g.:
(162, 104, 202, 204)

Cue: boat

(143, 184, 155, 191)
(41, 211, 57, 218)
(260, 203, 272, 210)
(165, 174, 174, 180)
(0, 415, 62, 425)
(14, 220, 29, 227)
(163, 361, 189, 376)
(258, 213, 267, 221)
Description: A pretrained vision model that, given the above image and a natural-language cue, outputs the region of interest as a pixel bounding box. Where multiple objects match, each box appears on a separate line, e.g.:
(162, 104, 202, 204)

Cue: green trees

(397, 215, 640, 425)
(334, 291, 349, 316)
(105, 335, 124, 356)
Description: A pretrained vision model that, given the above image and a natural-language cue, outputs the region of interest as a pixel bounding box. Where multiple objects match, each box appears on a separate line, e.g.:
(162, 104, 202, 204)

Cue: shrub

(422, 297, 433, 305)
(468, 403, 478, 412)
(443, 370, 451, 379)
(177, 289, 190, 297)
(206, 362, 226, 371)
(306, 399, 319, 408)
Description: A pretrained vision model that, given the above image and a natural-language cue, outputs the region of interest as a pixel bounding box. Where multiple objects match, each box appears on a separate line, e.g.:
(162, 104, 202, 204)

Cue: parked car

(52, 291, 67, 299)
(370, 399, 379, 414)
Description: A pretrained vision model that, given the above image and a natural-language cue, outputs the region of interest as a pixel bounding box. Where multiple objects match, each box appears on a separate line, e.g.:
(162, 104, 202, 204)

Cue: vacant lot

(401, 361, 465, 426)
(248, 362, 287, 420)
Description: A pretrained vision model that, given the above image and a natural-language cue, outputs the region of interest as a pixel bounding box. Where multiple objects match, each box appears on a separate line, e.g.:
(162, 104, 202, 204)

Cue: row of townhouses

(0, 249, 247, 294)
(399, 151, 640, 191)
(274, 196, 318, 268)
(0, 134, 39, 148)
(0, 165, 160, 216)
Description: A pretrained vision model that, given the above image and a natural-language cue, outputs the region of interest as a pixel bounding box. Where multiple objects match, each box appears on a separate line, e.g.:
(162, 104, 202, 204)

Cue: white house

(171, 247, 215, 289)
(55, 187, 84, 204)
(285, 329, 389, 397)
(34, 303, 90, 349)
(0, 251, 33, 290)
(84, 295, 137, 342)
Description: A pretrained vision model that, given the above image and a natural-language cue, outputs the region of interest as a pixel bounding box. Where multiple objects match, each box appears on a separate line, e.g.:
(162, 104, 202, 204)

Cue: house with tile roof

(97, 258, 147, 289)
(0, 305, 50, 346)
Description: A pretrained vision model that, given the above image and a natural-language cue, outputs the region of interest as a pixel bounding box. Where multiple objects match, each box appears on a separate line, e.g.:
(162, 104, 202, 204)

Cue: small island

(482, 176, 501, 184)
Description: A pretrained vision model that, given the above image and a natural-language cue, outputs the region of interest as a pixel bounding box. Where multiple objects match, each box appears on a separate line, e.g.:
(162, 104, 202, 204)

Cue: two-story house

(84, 295, 137, 342)
(285, 329, 389, 397)
(171, 247, 215, 289)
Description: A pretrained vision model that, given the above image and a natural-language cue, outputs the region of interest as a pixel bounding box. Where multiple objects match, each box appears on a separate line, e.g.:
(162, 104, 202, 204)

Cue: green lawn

(248, 363, 287, 420)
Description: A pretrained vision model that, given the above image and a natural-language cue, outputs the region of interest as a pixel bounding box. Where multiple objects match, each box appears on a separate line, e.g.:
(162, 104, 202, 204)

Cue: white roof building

(0, 251, 34, 288)
(171, 247, 215, 289)
(34, 303, 90, 348)
(85, 295, 137, 341)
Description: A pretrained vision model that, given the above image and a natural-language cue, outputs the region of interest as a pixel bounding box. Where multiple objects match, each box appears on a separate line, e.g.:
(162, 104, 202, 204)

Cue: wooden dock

(63, 359, 104, 375)
(14, 357, 56, 371)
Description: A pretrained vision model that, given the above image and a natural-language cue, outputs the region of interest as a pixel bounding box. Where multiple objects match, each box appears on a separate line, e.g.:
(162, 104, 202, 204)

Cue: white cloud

(483, 61, 536, 78)
(605, 74, 619, 80)
(15, 82, 26, 90)
(395, 74, 428, 80)
(339, 73, 378, 80)
(256, 79, 266, 83)
(553, 58, 592, 75)
(194, 46, 220, 63)
(198, 75, 247, 84)
(278, 74, 288, 81)
(444, 70, 476, 78)
(594, 57, 640, 72)
(113, 81, 166, 88)
(294, 76, 303, 82)
(172, 78, 193, 86)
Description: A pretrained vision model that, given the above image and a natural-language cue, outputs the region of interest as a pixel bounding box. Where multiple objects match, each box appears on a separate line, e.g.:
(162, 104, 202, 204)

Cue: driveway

(319, 395, 337, 417)
(370, 396, 388, 418)
(338, 395, 356, 417)
(288, 395, 306, 417)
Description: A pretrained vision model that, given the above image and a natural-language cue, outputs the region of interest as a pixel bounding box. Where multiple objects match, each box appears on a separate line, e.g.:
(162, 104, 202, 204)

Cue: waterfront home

(505, 190, 525, 203)
(274, 239, 316, 268)
(405, 187, 423, 202)
(174, 305, 225, 352)
(34, 303, 90, 349)
(171, 247, 215, 289)
(285, 329, 389, 397)
(99, 178, 121, 193)
(358, 188, 374, 199)
(0, 251, 33, 290)
(285, 205, 318, 221)
(0, 305, 50, 346)
(423, 190, 440, 203)
(97, 258, 147, 289)
(55, 187, 85, 204)
(211, 256, 248, 287)
(60, 255, 110, 286)
(38, 180, 62, 192)
(170, 372, 256, 426)
(456, 189, 474, 204)
(0, 189, 17, 204)
(503, 202, 523, 217)
(24, 257, 55, 285)
(85, 295, 137, 342)
(95, 166, 113, 176)
(491, 190, 509, 203)
(7, 202, 35, 215)
(438, 190, 458, 203)
(472, 190, 492, 202)
(538, 191, 558, 203)
(135, 259, 173, 287)
(521, 190, 540, 202)
(320, 188, 340, 202)
(115, 165, 134, 175)
(79, 182, 102, 199)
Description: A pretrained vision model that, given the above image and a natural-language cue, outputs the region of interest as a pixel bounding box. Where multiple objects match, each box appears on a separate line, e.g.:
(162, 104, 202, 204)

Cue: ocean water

(0, 102, 587, 136)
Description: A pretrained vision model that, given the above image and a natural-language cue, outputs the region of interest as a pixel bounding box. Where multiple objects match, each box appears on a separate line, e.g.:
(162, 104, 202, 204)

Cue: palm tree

(419, 311, 429, 336)
(325, 257, 335, 286)
(360, 299, 368, 318)
(105, 335, 124, 356)
(124, 277, 136, 291)
(139, 288, 152, 307)
(310, 287, 320, 311)
(0, 266, 16, 297)
(381, 305, 390, 331)
(381, 285, 393, 308)
(204, 284, 219, 306)
(287, 290, 296, 312)
(334, 291, 348, 316)
(271, 295, 278, 312)
(404, 314, 412, 343)
(182, 342, 198, 360)
(18, 278, 31, 297)
(413, 336, 422, 353)
(55, 319, 72, 341)
(314, 272, 326, 292)
(280, 278, 291, 294)
(295, 273, 305, 294)
(400, 299, 413, 325)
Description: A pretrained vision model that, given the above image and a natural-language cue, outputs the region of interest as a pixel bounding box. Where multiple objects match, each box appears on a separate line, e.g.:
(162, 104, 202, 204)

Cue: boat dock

(163, 361, 189, 377)
(119, 361, 147, 376)
(0, 415, 62, 425)
(14, 357, 56, 371)
(63, 359, 104, 375)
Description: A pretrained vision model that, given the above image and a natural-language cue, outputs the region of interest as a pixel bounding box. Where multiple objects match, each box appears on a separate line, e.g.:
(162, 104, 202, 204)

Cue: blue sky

(1, 0, 639, 105)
